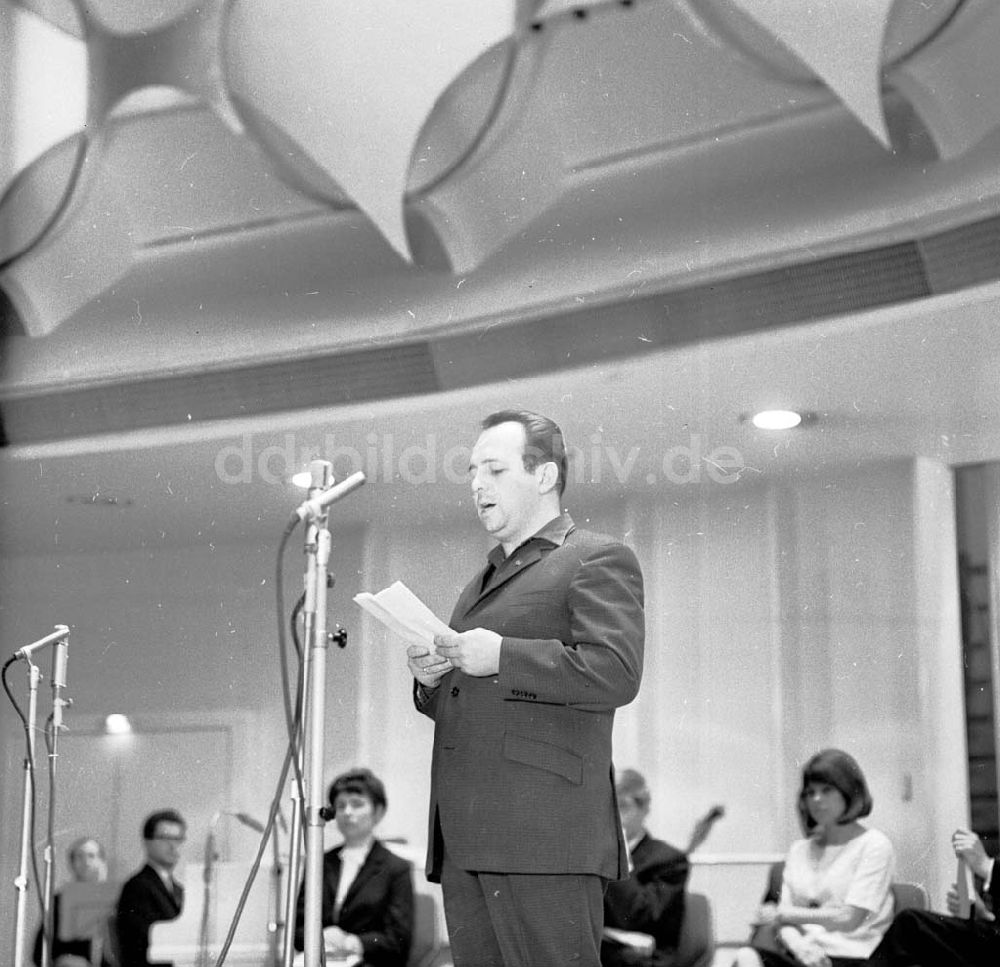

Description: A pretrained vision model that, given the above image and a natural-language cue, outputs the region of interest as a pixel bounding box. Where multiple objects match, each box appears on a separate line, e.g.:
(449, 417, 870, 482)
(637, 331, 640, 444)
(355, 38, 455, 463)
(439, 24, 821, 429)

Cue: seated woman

(294, 767, 413, 966)
(733, 748, 895, 967)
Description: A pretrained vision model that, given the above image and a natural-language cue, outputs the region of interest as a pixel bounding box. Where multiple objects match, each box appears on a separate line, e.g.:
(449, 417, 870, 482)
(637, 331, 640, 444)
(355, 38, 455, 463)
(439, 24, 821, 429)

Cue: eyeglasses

(151, 835, 186, 843)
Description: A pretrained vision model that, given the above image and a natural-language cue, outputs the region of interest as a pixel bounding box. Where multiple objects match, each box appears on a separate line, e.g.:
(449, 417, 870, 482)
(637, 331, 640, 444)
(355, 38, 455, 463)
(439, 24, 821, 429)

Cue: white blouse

(780, 826, 896, 958)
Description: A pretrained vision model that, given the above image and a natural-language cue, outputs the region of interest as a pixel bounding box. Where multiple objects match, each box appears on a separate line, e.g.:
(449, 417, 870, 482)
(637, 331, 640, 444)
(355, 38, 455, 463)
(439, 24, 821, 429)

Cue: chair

(890, 881, 930, 913)
(407, 890, 445, 967)
(674, 891, 715, 967)
(98, 911, 120, 967)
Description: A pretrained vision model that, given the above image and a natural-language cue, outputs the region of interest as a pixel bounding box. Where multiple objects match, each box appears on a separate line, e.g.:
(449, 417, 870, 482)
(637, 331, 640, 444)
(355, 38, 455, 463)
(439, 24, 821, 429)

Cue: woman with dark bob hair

(293, 767, 413, 965)
(732, 749, 896, 967)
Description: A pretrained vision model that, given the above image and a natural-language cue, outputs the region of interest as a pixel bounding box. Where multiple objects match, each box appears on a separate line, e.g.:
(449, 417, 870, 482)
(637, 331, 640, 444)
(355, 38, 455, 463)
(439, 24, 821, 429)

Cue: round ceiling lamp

(751, 409, 803, 430)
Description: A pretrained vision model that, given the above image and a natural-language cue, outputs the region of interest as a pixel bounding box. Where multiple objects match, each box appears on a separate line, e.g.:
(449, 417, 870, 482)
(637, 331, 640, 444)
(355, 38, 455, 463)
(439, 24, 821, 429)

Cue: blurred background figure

(601, 768, 689, 967)
(33, 836, 113, 967)
(115, 809, 186, 967)
(601, 768, 720, 967)
(733, 748, 895, 967)
(293, 767, 413, 966)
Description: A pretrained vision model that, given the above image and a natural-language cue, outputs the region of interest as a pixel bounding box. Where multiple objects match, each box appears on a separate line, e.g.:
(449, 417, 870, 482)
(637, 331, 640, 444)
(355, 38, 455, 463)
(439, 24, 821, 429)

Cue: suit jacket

(115, 864, 183, 967)
(416, 514, 645, 880)
(602, 834, 690, 967)
(293, 840, 413, 966)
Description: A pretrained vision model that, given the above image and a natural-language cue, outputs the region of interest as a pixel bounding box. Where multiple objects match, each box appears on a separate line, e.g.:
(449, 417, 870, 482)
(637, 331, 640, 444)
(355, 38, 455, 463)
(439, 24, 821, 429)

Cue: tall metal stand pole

(280, 778, 304, 967)
(280, 517, 318, 967)
(302, 517, 332, 967)
(12, 662, 41, 967)
(280, 465, 364, 967)
(41, 634, 67, 967)
(269, 813, 286, 967)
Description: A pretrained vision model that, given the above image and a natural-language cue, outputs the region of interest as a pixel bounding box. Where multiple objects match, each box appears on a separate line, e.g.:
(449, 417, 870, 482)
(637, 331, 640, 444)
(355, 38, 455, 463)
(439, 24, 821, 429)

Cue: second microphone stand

(287, 462, 346, 967)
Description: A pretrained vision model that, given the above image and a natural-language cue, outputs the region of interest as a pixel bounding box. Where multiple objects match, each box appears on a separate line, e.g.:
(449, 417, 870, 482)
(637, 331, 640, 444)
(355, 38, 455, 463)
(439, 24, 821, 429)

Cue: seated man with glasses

(115, 809, 187, 967)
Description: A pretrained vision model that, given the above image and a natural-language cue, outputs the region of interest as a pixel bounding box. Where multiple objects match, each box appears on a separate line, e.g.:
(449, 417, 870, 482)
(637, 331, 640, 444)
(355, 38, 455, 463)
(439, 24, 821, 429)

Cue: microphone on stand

(12, 625, 70, 662)
(51, 631, 69, 733)
(205, 811, 222, 883)
(292, 471, 366, 522)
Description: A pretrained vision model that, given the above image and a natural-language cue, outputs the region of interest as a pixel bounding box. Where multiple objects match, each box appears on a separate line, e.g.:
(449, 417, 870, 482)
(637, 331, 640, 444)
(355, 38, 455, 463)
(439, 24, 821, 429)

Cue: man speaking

(406, 409, 645, 967)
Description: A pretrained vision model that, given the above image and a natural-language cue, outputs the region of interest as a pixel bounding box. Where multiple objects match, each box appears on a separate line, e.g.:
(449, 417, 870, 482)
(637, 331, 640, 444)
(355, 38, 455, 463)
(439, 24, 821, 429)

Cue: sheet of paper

(602, 927, 655, 953)
(354, 580, 452, 647)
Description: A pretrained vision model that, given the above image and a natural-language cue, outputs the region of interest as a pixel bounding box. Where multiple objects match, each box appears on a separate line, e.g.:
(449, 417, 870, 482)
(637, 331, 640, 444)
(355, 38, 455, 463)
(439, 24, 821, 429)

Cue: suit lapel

(452, 516, 576, 622)
(340, 843, 382, 915)
(145, 864, 182, 915)
(464, 543, 545, 614)
(451, 565, 491, 623)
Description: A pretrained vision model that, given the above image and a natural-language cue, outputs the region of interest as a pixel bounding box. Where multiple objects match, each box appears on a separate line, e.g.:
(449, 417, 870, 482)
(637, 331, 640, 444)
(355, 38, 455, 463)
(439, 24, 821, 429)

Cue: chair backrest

(98, 911, 120, 967)
(675, 891, 714, 967)
(407, 890, 440, 967)
(890, 881, 930, 913)
(762, 861, 784, 904)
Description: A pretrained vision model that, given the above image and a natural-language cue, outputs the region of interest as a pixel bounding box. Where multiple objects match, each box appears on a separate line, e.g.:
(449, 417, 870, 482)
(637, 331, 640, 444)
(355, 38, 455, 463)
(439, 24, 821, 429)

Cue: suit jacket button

(450, 686, 460, 697)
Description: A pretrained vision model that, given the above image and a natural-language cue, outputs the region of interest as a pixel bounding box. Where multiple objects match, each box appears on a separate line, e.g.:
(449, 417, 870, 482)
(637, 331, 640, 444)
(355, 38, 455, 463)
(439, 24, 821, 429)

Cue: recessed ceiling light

(750, 409, 803, 430)
(104, 713, 132, 735)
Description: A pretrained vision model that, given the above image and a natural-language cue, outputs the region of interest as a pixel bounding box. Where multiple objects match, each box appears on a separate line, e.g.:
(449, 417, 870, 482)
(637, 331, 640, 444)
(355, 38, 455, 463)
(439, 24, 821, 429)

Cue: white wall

(0, 455, 968, 942)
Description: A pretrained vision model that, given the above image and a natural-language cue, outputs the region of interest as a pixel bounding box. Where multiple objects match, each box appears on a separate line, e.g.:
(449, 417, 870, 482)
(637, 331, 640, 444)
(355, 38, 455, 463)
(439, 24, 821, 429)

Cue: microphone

(51, 632, 69, 732)
(12, 625, 70, 662)
(293, 470, 366, 521)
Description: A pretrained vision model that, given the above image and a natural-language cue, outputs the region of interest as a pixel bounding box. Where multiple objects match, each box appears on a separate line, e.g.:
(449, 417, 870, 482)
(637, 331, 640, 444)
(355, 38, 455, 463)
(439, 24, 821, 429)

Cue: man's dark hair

(142, 809, 186, 841)
(481, 409, 568, 496)
(328, 767, 387, 812)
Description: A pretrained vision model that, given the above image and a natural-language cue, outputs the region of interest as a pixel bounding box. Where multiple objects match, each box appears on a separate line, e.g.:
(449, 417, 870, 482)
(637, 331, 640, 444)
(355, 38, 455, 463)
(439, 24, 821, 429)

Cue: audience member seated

(733, 748, 895, 967)
(33, 836, 113, 967)
(601, 768, 692, 967)
(866, 826, 998, 965)
(115, 809, 187, 967)
(293, 767, 413, 966)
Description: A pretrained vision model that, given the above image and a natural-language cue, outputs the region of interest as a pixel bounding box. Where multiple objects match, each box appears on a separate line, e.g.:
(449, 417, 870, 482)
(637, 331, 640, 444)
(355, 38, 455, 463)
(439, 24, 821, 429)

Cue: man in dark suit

(293, 768, 413, 965)
(867, 827, 999, 966)
(407, 409, 645, 967)
(602, 769, 690, 967)
(115, 809, 186, 967)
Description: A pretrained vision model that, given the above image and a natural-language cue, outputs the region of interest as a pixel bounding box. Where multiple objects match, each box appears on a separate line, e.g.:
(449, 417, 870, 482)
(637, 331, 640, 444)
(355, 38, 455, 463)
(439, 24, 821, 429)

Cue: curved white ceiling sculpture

(1, 0, 999, 338)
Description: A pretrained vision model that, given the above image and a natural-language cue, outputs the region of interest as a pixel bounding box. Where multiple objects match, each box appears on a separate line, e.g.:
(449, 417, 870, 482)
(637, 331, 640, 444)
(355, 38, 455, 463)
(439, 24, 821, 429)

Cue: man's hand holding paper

(356, 581, 470, 686)
(407, 644, 453, 688)
(433, 629, 501, 677)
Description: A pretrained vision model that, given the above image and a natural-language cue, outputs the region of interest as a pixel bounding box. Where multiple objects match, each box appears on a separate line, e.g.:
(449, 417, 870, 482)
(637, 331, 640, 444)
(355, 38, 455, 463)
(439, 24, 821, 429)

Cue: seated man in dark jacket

(601, 769, 691, 967)
(867, 827, 999, 966)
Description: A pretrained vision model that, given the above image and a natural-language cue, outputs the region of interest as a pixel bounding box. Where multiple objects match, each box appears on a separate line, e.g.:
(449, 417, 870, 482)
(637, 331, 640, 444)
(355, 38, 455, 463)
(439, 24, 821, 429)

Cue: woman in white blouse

(733, 748, 896, 967)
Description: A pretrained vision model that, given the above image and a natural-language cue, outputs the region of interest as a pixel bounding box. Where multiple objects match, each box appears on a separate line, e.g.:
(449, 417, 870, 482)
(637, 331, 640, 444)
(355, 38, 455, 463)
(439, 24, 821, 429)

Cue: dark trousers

(867, 907, 1000, 966)
(754, 951, 865, 967)
(440, 848, 605, 967)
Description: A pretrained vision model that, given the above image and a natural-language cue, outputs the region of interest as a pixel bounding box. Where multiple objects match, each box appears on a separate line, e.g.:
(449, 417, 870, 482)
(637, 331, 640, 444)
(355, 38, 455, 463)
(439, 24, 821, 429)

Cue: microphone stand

(280, 465, 364, 967)
(12, 660, 41, 967)
(270, 811, 287, 967)
(301, 463, 334, 967)
(9, 625, 69, 967)
(197, 813, 221, 967)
